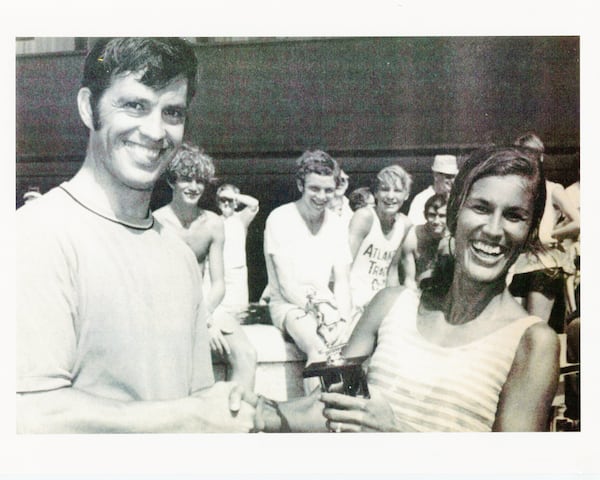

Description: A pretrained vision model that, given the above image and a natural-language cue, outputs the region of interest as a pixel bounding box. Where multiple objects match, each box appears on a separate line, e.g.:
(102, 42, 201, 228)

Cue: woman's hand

(321, 389, 398, 432)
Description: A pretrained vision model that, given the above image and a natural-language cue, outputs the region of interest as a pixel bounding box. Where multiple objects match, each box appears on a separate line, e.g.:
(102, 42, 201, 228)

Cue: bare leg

(224, 324, 257, 392)
(284, 310, 327, 395)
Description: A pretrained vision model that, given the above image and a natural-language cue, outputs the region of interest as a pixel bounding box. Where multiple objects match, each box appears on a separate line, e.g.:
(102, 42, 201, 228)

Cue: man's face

(217, 187, 238, 218)
(298, 173, 337, 215)
(87, 71, 188, 192)
(375, 180, 408, 216)
(425, 204, 447, 237)
(171, 174, 206, 207)
(433, 172, 456, 195)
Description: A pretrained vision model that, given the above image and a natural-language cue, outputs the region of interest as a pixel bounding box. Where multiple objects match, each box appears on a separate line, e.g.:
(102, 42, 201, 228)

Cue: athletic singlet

(350, 211, 408, 309)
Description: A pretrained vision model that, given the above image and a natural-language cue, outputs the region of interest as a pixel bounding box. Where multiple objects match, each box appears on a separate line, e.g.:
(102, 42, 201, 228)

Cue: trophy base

(303, 355, 370, 398)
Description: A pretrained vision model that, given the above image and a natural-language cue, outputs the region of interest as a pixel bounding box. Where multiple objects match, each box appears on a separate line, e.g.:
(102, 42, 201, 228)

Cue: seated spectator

(348, 165, 412, 324)
(401, 193, 450, 289)
(154, 143, 256, 391)
(263, 150, 352, 391)
(214, 183, 259, 317)
(348, 187, 375, 211)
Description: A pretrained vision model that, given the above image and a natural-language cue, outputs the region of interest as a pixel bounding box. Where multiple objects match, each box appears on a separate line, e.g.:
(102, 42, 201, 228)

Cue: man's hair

(372, 164, 412, 195)
(82, 37, 198, 129)
(514, 132, 545, 162)
(349, 187, 373, 211)
(423, 193, 448, 216)
(165, 142, 216, 185)
(295, 150, 341, 187)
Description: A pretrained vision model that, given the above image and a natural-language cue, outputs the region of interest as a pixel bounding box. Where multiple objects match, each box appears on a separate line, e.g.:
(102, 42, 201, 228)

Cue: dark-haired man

(17, 38, 254, 433)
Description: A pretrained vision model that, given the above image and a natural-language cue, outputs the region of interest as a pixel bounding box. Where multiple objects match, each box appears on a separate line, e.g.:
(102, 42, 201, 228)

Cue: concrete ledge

(214, 324, 307, 401)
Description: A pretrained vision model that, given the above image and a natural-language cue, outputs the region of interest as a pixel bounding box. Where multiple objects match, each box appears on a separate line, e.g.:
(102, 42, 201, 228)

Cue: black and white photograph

(4, 0, 599, 477)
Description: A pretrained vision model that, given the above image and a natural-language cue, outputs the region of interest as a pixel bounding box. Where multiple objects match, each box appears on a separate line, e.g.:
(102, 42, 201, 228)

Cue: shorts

(509, 268, 564, 299)
(268, 298, 305, 331)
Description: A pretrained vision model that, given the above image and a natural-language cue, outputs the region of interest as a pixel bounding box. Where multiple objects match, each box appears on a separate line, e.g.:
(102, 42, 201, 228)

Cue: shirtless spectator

(401, 193, 451, 289)
(263, 150, 352, 391)
(154, 144, 256, 391)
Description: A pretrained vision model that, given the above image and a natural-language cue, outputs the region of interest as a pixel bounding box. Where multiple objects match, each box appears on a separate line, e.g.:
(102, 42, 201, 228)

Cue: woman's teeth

(472, 241, 502, 256)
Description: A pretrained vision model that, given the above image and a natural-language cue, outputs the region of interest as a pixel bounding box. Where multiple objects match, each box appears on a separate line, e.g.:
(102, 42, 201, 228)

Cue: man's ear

(77, 87, 95, 130)
(296, 179, 303, 193)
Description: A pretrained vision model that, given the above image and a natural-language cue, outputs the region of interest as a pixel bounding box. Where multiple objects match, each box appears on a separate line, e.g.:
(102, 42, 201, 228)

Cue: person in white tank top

(348, 165, 412, 325)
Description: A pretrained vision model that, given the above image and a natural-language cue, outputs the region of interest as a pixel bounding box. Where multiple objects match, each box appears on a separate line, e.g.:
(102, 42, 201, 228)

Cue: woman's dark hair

(82, 37, 198, 129)
(421, 146, 547, 305)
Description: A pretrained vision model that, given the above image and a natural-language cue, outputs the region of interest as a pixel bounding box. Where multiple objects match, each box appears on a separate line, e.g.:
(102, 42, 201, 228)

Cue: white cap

(23, 191, 42, 201)
(431, 155, 458, 175)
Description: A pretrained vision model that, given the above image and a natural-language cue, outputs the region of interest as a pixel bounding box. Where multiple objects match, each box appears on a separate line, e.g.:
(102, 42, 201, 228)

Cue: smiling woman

(318, 146, 560, 432)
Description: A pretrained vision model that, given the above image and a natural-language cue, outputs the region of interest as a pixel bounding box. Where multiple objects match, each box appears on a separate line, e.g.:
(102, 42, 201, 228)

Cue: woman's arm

(493, 322, 560, 431)
(343, 286, 404, 358)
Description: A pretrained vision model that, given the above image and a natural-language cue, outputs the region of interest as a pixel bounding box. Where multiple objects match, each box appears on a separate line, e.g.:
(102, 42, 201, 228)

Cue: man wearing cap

(407, 154, 458, 226)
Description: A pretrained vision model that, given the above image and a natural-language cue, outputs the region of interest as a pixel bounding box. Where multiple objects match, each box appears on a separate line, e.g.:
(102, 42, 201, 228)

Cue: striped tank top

(367, 289, 542, 431)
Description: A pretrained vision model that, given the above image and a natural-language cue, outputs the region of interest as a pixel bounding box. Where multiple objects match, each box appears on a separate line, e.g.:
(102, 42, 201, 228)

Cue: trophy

(301, 290, 370, 398)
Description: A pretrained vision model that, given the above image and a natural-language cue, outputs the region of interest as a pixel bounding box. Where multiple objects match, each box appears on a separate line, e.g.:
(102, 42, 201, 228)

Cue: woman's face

(454, 174, 534, 284)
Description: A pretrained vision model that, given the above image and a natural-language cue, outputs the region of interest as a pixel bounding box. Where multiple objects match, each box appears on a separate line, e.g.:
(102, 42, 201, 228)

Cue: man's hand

(188, 382, 255, 433)
(208, 325, 231, 357)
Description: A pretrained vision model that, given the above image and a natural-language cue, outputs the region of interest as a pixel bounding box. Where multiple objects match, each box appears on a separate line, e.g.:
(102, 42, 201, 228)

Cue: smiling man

(263, 150, 353, 390)
(154, 144, 257, 392)
(16, 38, 255, 433)
(401, 193, 451, 288)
